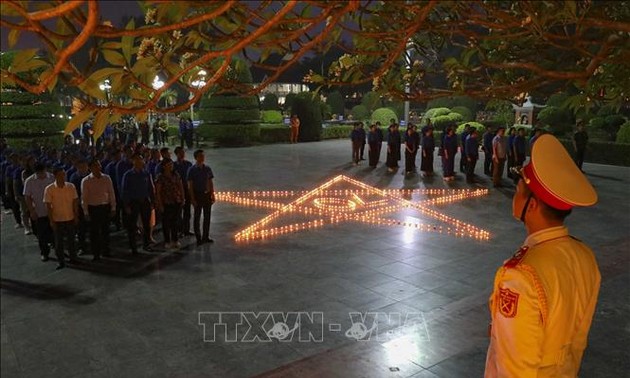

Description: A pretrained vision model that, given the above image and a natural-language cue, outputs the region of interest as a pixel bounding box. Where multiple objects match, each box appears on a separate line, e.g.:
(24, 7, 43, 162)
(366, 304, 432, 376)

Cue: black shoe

(41, 255, 49, 262)
(56, 264, 65, 270)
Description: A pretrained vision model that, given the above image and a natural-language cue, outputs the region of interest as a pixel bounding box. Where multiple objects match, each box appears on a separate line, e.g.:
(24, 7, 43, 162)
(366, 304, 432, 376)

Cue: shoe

(202, 237, 214, 244)
(41, 255, 49, 262)
(56, 264, 65, 270)
(15, 223, 23, 229)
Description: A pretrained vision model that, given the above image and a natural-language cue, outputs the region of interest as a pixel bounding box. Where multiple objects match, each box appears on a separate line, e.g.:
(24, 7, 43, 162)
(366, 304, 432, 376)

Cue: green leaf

(122, 18, 135, 65)
(102, 50, 126, 66)
(9, 49, 38, 72)
(92, 109, 110, 140)
(64, 108, 94, 135)
(7, 29, 19, 49)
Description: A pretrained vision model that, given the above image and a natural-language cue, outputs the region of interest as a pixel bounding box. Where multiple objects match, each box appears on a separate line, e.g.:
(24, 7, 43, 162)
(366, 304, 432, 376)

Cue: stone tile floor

(1, 140, 629, 377)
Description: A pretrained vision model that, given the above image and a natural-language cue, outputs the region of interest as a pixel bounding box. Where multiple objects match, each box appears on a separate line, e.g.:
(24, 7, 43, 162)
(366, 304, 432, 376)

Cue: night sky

(1, 1, 143, 50)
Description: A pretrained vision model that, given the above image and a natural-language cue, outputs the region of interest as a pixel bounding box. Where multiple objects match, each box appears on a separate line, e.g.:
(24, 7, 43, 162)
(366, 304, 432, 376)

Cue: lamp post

(150, 76, 164, 125)
(190, 70, 207, 121)
(99, 79, 111, 105)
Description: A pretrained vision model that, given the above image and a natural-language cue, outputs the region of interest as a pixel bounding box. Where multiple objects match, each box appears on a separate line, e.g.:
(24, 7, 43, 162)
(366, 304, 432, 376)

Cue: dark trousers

(163, 203, 181, 243)
(575, 148, 586, 170)
(54, 221, 76, 262)
(88, 205, 111, 257)
(405, 150, 415, 173)
(484, 152, 493, 175)
(76, 210, 88, 252)
(466, 157, 478, 182)
(193, 192, 212, 241)
(32, 216, 53, 257)
(352, 141, 362, 163)
(125, 199, 151, 252)
(493, 158, 506, 186)
(368, 143, 381, 167)
(181, 197, 191, 234)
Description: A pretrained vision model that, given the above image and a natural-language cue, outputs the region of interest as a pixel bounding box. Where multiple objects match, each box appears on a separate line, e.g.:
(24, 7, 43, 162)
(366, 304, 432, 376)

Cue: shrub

(351, 104, 370, 121)
(261, 110, 283, 124)
(371, 107, 397, 127)
(456, 121, 486, 134)
(326, 91, 345, 115)
(292, 93, 322, 142)
(261, 93, 280, 110)
(451, 106, 473, 122)
(259, 125, 289, 143)
(197, 124, 260, 147)
(615, 121, 630, 144)
(557, 138, 630, 166)
(322, 125, 353, 139)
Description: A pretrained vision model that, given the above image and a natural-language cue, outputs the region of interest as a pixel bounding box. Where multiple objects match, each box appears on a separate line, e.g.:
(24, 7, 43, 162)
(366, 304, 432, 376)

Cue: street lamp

(99, 79, 111, 105)
(190, 69, 206, 121)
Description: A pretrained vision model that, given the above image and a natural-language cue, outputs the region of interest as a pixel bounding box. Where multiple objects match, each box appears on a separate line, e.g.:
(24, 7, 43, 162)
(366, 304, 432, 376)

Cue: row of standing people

(1, 140, 215, 270)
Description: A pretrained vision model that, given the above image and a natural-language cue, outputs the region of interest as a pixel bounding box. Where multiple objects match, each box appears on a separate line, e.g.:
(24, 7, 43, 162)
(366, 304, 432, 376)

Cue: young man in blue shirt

(187, 150, 215, 246)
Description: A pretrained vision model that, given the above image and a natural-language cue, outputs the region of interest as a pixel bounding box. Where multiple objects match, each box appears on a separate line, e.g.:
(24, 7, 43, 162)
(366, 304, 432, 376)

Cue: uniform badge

(498, 288, 519, 318)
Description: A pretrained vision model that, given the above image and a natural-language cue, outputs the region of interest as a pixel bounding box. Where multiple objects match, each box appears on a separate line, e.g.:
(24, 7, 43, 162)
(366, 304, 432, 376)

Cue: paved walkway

(1, 140, 629, 377)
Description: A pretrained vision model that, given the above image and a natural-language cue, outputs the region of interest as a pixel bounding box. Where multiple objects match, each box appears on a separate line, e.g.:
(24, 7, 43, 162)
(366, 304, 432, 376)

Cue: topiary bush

(198, 61, 260, 146)
(292, 93, 322, 142)
(0, 90, 64, 149)
(616, 121, 630, 144)
(371, 107, 397, 127)
(351, 104, 369, 121)
(456, 121, 486, 134)
(261, 110, 283, 124)
(261, 93, 280, 110)
(451, 106, 474, 122)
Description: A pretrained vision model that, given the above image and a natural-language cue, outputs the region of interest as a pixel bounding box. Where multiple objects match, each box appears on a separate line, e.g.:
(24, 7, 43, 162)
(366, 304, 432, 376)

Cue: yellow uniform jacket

(485, 226, 600, 377)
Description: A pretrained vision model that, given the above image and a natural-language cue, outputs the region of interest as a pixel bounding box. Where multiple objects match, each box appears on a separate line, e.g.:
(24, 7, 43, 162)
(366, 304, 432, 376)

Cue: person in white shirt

(81, 159, 116, 260)
(44, 167, 79, 270)
(23, 163, 55, 261)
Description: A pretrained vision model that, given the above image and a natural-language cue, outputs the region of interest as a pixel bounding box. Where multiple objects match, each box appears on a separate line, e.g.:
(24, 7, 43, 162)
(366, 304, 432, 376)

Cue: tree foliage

(1, 0, 628, 138)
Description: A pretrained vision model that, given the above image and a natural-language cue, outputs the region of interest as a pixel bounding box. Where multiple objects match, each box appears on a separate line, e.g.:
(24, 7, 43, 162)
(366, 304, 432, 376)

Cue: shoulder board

(503, 246, 529, 268)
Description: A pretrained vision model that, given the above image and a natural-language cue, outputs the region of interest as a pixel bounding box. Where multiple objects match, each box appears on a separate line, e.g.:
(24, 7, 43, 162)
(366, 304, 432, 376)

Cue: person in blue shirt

(121, 153, 155, 253)
(465, 128, 480, 183)
(187, 149, 215, 246)
(104, 148, 123, 230)
(459, 124, 471, 173)
(482, 126, 495, 176)
(442, 126, 458, 181)
(174, 146, 193, 236)
(69, 159, 91, 254)
(350, 123, 363, 165)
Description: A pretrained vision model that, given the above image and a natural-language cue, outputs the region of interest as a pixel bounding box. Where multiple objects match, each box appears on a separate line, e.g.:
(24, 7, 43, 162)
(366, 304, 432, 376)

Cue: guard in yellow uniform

(485, 134, 600, 377)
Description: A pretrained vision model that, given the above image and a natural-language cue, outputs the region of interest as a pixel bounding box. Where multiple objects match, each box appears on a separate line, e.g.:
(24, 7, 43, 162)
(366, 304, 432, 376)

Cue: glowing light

(216, 175, 491, 242)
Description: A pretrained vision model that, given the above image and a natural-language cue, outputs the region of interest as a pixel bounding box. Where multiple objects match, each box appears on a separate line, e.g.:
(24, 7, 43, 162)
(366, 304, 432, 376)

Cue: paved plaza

(1, 139, 629, 378)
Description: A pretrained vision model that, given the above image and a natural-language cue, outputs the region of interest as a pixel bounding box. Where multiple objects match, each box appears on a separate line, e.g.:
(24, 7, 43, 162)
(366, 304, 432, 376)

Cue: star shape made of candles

(216, 175, 491, 242)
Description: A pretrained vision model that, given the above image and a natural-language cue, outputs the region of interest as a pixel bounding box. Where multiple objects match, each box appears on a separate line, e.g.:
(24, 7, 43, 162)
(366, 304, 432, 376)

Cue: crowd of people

(0, 128, 215, 270)
(347, 118, 588, 187)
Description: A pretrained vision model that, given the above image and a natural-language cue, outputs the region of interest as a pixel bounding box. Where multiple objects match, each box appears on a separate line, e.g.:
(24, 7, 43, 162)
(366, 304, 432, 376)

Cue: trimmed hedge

(198, 108, 260, 124)
(1, 118, 65, 135)
(202, 95, 260, 109)
(0, 91, 39, 104)
(0, 103, 61, 119)
(197, 124, 260, 147)
(558, 138, 630, 166)
(261, 110, 283, 124)
(260, 125, 289, 143)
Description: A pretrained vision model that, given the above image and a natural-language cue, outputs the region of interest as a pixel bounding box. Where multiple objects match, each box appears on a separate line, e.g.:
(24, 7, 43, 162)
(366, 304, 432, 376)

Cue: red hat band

(523, 163, 573, 211)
